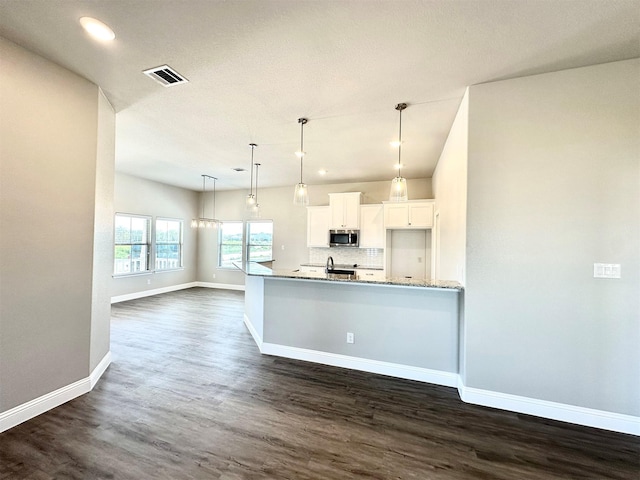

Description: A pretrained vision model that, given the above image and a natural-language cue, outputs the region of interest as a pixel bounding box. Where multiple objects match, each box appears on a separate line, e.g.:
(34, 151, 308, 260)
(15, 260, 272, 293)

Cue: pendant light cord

(212, 177, 216, 219)
(398, 108, 402, 178)
(396, 103, 407, 178)
(249, 143, 256, 196)
(201, 174, 206, 218)
(298, 118, 307, 184)
(254, 163, 260, 204)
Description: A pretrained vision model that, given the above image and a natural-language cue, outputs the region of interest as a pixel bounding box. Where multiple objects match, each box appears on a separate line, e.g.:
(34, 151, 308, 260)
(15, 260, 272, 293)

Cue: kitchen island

(239, 262, 463, 387)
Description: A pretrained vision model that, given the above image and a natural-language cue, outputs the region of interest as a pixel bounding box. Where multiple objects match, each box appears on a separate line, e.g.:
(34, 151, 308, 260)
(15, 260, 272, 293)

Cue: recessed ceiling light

(390, 140, 402, 148)
(393, 163, 405, 170)
(79, 17, 115, 42)
(318, 169, 328, 175)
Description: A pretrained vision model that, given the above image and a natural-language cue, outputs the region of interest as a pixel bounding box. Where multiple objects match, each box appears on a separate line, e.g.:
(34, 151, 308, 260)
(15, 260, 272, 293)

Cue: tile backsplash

(309, 247, 384, 267)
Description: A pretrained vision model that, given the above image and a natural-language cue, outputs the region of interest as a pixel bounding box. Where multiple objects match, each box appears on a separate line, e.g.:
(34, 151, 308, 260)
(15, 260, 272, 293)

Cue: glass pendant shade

(250, 203, 261, 219)
(250, 162, 262, 218)
(389, 176, 408, 202)
(293, 183, 309, 206)
(245, 193, 256, 210)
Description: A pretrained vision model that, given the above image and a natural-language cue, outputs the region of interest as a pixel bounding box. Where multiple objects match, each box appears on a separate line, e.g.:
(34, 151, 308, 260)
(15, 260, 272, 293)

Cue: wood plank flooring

(1, 287, 638, 479)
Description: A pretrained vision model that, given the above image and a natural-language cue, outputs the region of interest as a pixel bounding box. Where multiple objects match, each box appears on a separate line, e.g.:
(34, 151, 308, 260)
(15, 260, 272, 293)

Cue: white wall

(90, 89, 115, 370)
(0, 37, 113, 411)
(432, 89, 468, 284)
(111, 173, 200, 298)
(464, 59, 639, 416)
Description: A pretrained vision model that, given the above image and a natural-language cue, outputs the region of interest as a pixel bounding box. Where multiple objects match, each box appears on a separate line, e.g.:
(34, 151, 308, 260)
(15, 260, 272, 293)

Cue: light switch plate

(593, 263, 621, 279)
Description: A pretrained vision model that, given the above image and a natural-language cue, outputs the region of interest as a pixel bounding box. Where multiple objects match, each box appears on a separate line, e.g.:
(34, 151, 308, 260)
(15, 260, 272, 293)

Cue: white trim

(110, 282, 245, 303)
(259, 342, 458, 388)
(0, 351, 111, 433)
(90, 351, 112, 389)
(459, 385, 640, 436)
(111, 282, 197, 303)
(195, 281, 245, 291)
(243, 313, 263, 348)
(250, 335, 639, 435)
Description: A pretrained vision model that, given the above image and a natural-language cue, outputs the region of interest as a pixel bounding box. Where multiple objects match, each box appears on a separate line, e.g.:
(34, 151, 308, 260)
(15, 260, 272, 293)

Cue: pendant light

(251, 163, 261, 219)
(293, 117, 309, 206)
(245, 143, 257, 210)
(191, 174, 219, 228)
(389, 103, 409, 202)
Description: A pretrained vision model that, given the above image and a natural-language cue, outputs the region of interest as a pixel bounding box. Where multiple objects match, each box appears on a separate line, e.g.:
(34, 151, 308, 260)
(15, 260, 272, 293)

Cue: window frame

(246, 220, 274, 264)
(113, 213, 152, 276)
(155, 217, 184, 272)
(218, 221, 244, 269)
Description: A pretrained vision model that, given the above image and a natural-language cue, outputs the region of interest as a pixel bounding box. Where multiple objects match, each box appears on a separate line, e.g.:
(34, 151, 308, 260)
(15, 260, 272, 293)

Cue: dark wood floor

(1, 288, 638, 479)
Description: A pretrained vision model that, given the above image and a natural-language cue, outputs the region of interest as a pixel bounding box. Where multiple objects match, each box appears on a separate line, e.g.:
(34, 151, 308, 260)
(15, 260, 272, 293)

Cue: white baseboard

(111, 282, 245, 304)
(260, 342, 459, 388)
(90, 351, 112, 389)
(111, 282, 198, 303)
(245, 332, 638, 435)
(459, 385, 640, 436)
(196, 281, 245, 291)
(0, 351, 112, 434)
(243, 314, 263, 348)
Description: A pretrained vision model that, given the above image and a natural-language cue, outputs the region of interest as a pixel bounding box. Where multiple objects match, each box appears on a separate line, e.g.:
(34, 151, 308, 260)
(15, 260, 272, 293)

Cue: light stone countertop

(236, 262, 463, 291)
(299, 263, 384, 271)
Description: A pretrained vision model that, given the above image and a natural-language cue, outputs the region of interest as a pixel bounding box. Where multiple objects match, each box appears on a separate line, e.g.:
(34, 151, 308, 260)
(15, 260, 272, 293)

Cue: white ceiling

(1, 0, 638, 191)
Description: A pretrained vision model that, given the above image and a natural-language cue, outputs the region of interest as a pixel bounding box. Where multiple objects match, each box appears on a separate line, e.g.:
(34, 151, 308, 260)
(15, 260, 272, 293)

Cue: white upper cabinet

(306, 206, 330, 247)
(383, 200, 434, 229)
(359, 204, 384, 248)
(329, 192, 362, 229)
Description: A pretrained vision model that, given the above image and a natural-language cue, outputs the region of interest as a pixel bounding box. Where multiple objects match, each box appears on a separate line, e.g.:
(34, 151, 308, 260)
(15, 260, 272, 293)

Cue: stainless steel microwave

(329, 229, 359, 247)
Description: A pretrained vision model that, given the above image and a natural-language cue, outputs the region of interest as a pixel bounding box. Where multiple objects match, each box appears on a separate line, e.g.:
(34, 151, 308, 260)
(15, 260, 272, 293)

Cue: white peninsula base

(243, 275, 462, 387)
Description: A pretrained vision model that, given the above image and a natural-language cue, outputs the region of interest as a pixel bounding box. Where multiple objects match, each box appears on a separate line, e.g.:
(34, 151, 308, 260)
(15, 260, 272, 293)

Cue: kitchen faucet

(325, 256, 334, 273)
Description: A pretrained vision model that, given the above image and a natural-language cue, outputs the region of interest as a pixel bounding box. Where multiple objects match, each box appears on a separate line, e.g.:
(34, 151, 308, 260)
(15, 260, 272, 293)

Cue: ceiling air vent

(143, 65, 188, 87)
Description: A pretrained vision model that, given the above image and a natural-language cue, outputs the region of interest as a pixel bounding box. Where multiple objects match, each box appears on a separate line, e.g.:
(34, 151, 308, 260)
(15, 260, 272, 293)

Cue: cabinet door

(384, 203, 409, 228)
(408, 203, 433, 228)
(329, 193, 361, 229)
(355, 269, 386, 281)
(307, 206, 330, 247)
(359, 205, 384, 248)
(329, 195, 345, 228)
(300, 266, 324, 274)
(342, 193, 361, 229)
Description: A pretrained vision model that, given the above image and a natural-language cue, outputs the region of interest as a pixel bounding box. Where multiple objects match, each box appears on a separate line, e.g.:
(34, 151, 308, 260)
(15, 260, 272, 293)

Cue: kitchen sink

(326, 268, 356, 280)
(327, 272, 355, 280)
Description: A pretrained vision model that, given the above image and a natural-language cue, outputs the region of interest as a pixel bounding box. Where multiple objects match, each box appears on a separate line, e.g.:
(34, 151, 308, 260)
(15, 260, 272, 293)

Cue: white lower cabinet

(299, 265, 324, 274)
(355, 269, 386, 280)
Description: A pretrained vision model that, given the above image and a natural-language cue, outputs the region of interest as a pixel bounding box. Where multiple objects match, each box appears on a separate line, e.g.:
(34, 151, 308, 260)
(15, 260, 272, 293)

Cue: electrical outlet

(212, 273, 216, 279)
(594, 263, 621, 279)
(346, 332, 354, 344)
(147, 279, 151, 285)
(281, 245, 285, 250)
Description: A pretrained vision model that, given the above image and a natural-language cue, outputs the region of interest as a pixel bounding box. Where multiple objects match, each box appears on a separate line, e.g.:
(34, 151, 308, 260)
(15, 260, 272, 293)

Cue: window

(114, 214, 151, 275)
(155, 218, 183, 271)
(218, 221, 243, 268)
(246, 221, 273, 263)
